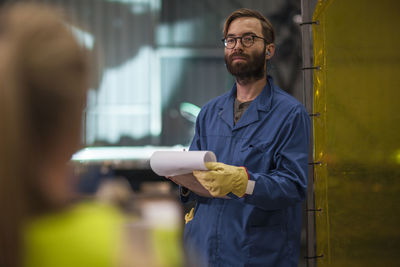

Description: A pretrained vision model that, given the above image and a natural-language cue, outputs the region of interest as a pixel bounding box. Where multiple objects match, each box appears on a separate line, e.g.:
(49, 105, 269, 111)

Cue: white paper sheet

(150, 151, 217, 176)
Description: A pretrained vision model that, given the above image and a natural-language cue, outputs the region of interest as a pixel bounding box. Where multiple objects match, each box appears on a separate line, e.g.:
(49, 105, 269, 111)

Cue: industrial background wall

(312, 0, 400, 266)
(4, 0, 303, 148)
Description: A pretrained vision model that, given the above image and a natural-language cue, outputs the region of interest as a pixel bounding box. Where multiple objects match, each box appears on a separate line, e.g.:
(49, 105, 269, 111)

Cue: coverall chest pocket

(239, 141, 272, 170)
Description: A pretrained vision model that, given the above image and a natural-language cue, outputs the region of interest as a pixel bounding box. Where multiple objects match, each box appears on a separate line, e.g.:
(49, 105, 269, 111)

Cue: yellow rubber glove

(193, 162, 249, 197)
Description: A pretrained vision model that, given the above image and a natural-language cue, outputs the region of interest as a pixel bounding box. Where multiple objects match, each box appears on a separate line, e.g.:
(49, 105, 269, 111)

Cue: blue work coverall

(183, 76, 310, 266)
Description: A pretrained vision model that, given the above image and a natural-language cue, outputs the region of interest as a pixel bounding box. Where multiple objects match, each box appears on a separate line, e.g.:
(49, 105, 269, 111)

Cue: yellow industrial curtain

(312, 0, 400, 266)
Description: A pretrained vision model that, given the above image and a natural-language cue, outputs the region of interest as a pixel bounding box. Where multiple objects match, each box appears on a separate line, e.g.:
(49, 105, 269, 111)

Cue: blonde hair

(0, 3, 89, 266)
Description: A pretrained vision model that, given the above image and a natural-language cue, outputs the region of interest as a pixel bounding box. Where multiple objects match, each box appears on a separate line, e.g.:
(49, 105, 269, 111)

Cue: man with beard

(175, 8, 310, 266)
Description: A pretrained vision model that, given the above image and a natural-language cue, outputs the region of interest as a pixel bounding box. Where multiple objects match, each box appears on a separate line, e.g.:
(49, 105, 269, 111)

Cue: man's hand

(193, 162, 249, 197)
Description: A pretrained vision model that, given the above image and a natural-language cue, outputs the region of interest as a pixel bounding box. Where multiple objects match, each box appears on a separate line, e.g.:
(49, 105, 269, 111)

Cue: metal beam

(300, 0, 318, 266)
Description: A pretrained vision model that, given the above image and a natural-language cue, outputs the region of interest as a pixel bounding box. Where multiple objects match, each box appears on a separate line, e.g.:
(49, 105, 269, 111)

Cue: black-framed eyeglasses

(222, 34, 268, 49)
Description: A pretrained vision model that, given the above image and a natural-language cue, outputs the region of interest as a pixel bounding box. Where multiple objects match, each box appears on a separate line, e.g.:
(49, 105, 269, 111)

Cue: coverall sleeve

(239, 106, 310, 210)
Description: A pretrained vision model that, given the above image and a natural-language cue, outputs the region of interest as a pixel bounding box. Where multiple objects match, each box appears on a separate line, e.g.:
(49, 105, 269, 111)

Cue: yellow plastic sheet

(312, 0, 400, 266)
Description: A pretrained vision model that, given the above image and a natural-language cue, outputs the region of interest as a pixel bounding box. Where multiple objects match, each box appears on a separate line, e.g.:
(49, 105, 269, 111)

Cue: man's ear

(265, 43, 275, 60)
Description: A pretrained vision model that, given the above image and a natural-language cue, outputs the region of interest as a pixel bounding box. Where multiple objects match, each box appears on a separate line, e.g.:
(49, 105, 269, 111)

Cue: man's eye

(227, 38, 235, 44)
(243, 36, 253, 42)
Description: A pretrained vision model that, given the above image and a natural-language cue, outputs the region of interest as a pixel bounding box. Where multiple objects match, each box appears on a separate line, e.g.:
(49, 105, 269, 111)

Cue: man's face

(224, 17, 266, 80)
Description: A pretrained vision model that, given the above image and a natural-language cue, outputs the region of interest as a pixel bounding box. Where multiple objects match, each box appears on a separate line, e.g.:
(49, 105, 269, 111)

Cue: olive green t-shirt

(234, 98, 252, 125)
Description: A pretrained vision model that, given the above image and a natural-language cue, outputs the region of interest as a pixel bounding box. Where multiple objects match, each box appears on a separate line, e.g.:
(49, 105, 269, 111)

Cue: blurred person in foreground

(0, 3, 182, 267)
(169, 8, 310, 266)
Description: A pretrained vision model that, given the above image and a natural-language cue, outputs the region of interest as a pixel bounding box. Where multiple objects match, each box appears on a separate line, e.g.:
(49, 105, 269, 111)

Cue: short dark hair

(223, 8, 275, 44)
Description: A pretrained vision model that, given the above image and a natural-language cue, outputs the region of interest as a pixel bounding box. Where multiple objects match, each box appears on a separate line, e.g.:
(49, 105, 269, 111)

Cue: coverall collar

(219, 76, 274, 130)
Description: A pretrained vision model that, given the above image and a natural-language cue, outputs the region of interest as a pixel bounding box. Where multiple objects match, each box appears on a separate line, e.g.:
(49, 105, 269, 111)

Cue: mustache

(229, 52, 249, 60)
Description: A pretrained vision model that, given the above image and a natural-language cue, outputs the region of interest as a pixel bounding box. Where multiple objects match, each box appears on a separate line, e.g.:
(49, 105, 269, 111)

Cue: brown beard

(225, 48, 266, 82)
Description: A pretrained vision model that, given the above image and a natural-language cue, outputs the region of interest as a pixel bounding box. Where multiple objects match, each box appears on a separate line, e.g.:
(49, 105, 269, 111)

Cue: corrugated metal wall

(12, 0, 303, 148)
